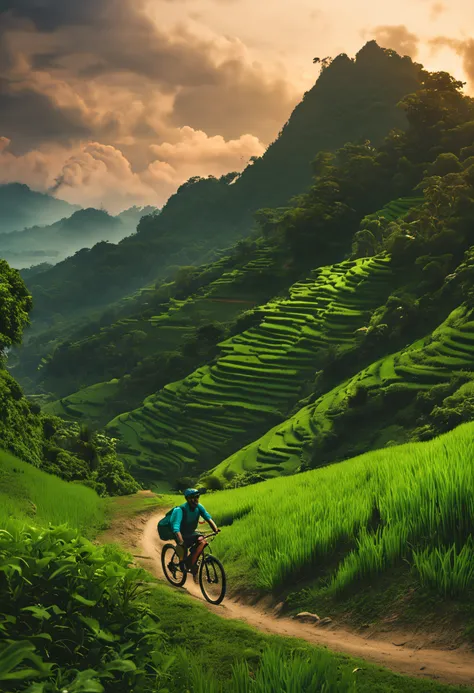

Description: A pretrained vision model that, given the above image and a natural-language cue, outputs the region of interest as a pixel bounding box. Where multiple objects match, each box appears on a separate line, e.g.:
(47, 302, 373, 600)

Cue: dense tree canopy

(0, 260, 32, 354)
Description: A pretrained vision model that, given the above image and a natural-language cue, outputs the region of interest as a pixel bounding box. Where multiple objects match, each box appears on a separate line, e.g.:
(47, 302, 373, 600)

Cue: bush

(0, 525, 169, 692)
(201, 474, 224, 491)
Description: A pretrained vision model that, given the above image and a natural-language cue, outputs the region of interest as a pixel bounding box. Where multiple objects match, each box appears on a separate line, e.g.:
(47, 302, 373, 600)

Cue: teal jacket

(170, 502, 212, 536)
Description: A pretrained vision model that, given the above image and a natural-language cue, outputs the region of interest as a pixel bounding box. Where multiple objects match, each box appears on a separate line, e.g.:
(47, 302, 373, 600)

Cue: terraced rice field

(43, 379, 121, 425)
(43, 248, 279, 420)
(107, 255, 396, 482)
(213, 305, 474, 481)
(364, 196, 423, 223)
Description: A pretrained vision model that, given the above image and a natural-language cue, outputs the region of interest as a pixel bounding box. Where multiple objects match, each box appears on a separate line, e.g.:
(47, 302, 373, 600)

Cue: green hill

(25, 242, 288, 402)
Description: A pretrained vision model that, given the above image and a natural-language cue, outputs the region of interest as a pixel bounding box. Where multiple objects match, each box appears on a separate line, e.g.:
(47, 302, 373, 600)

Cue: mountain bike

(161, 531, 226, 605)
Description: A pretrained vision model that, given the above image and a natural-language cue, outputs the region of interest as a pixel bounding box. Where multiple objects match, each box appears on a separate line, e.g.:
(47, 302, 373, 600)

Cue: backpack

(157, 504, 188, 541)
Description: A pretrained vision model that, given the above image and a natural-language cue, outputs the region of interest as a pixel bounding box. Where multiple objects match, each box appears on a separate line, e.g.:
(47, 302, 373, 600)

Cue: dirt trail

(104, 508, 474, 688)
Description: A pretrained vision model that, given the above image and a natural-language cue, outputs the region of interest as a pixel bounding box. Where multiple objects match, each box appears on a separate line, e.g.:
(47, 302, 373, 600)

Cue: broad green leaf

(21, 606, 51, 621)
(0, 641, 52, 681)
(103, 659, 137, 673)
(72, 592, 98, 607)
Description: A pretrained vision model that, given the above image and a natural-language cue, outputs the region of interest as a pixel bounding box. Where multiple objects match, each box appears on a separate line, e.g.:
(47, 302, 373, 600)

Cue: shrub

(201, 474, 224, 491)
(0, 525, 169, 692)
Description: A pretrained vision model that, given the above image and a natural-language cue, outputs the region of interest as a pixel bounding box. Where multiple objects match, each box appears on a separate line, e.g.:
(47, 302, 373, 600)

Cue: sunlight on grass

(0, 450, 105, 534)
(205, 423, 474, 597)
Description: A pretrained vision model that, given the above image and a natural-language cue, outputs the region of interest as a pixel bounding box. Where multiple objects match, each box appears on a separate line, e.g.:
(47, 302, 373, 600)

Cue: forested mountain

(0, 183, 80, 234)
(0, 205, 158, 269)
(24, 42, 423, 322)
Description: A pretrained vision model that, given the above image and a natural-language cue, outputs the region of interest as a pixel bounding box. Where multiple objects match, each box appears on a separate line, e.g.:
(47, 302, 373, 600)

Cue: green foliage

(0, 260, 32, 354)
(0, 525, 168, 692)
(0, 366, 138, 496)
(204, 423, 474, 597)
(413, 539, 474, 597)
(200, 474, 224, 491)
(213, 303, 474, 484)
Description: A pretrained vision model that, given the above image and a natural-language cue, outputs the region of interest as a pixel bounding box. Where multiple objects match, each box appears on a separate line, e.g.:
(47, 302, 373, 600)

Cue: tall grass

(174, 647, 357, 692)
(204, 423, 474, 596)
(0, 450, 105, 534)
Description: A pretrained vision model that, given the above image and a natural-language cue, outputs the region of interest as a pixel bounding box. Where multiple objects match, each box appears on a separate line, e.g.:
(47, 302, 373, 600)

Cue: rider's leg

(184, 533, 202, 570)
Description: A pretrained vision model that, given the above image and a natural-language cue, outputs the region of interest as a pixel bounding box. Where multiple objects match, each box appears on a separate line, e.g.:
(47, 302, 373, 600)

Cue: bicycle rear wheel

(199, 555, 226, 605)
(161, 543, 187, 587)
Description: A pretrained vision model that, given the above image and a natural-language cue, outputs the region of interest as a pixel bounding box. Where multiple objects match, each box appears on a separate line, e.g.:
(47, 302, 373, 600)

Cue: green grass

(0, 449, 105, 535)
(146, 579, 470, 693)
(203, 423, 474, 601)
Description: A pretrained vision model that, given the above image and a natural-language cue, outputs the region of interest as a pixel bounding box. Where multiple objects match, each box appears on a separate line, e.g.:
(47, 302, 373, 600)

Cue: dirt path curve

(105, 509, 474, 688)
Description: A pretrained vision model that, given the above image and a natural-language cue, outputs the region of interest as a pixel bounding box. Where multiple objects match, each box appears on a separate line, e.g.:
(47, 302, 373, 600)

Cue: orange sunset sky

(1, 0, 473, 212)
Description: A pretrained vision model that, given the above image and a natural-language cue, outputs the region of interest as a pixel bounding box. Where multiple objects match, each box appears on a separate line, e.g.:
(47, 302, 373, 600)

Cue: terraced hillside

(42, 245, 289, 425)
(106, 254, 397, 485)
(212, 304, 474, 482)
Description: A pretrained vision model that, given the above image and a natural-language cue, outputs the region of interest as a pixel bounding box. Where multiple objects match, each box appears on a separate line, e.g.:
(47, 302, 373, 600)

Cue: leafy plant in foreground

(0, 524, 169, 692)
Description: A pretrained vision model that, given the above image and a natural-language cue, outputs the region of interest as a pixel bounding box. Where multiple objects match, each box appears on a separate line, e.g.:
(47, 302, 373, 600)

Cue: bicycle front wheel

(199, 555, 226, 605)
(161, 543, 187, 587)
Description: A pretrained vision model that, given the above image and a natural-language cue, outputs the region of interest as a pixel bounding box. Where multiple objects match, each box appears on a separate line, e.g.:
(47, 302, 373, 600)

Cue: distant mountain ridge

(0, 203, 159, 269)
(0, 183, 80, 234)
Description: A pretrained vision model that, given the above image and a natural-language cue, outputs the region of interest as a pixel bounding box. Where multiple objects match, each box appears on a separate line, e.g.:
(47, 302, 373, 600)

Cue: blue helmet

(184, 488, 199, 499)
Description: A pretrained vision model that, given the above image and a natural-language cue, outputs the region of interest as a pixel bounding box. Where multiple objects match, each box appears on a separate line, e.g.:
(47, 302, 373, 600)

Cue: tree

(0, 260, 32, 355)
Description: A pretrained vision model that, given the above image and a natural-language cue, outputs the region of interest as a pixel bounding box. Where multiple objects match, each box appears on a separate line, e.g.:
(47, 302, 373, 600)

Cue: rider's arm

(208, 519, 219, 533)
(198, 504, 219, 533)
(171, 507, 184, 544)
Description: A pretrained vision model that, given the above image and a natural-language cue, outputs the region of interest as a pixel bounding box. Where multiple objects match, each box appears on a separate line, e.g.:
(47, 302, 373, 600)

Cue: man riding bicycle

(171, 488, 219, 575)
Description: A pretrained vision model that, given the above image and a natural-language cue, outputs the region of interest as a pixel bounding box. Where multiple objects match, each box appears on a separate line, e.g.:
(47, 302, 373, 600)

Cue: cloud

(172, 59, 298, 141)
(369, 25, 420, 58)
(148, 126, 264, 175)
(0, 128, 264, 213)
(429, 37, 474, 83)
(0, 137, 64, 189)
(0, 79, 91, 154)
(0, 0, 106, 32)
(0, 0, 299, 210)
(0, 0, 298, 145)
(430, 3, 446, 20)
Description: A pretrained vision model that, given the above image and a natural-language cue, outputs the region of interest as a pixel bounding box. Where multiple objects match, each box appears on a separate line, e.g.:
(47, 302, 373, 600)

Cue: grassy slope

(0, 449, 105, 534)
(201, 423, 474, 636)
(212, 304, 474, 481)
(106, 253, 397, 484)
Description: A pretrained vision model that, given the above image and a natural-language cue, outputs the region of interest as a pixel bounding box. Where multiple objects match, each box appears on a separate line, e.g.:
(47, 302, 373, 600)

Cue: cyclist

(171, 488, 219, 574)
